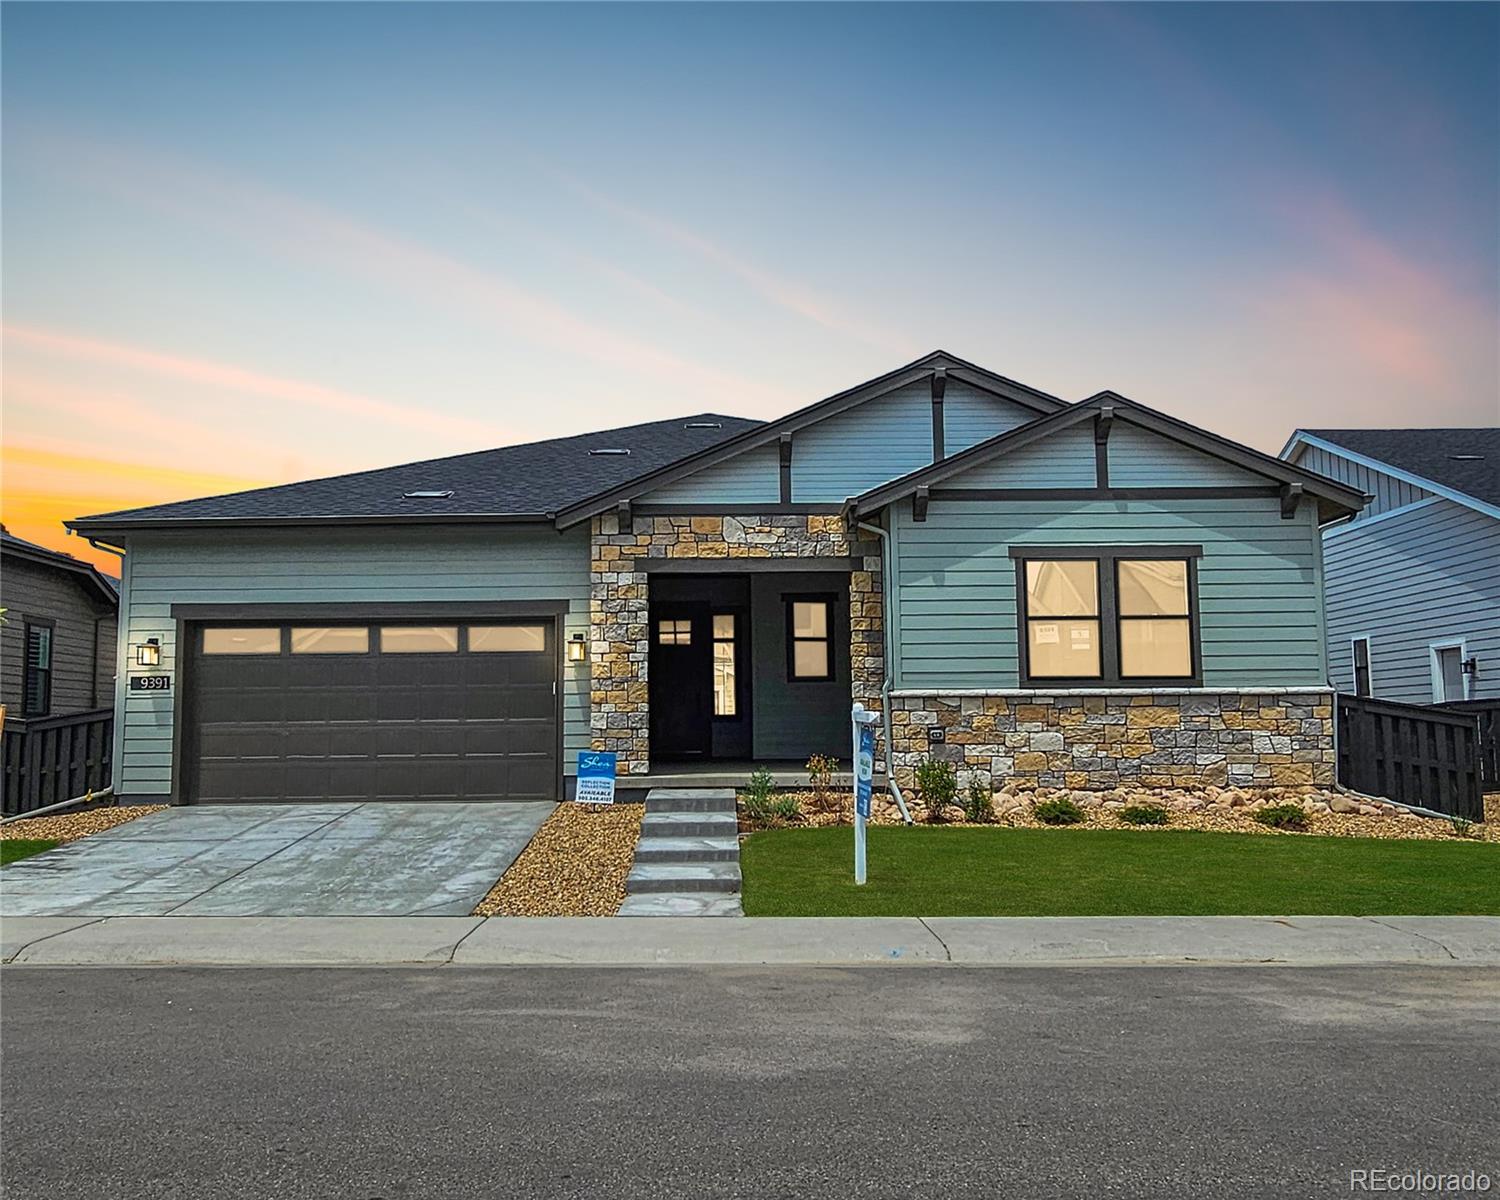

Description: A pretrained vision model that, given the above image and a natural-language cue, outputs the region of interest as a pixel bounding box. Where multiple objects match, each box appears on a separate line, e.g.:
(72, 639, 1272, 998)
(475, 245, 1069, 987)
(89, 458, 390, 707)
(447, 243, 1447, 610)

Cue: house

(66, 351, 1364, 806)
(1279, 428, 1499, 706)
(1, 527, 119, 722)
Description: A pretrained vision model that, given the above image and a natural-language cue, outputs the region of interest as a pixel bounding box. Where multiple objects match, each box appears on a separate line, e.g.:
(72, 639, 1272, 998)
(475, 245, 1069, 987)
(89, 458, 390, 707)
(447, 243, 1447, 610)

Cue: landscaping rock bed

(473, 802, 643, 917)
(740, 787, 1497, 842)
(0, 805, 168, 843)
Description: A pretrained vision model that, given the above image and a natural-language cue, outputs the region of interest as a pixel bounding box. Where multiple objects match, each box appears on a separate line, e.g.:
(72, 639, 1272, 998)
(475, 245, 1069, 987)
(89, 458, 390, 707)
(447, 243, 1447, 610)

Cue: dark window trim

(784, 592, 836, 682)
(1352, 636, 1373, 697)
(1013, 549, 1203, 687)
(22, 618, 55, 717)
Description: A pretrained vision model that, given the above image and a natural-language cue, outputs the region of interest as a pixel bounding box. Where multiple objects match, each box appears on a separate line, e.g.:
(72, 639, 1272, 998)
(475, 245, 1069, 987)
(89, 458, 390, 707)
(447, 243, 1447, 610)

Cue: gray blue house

(1280, 428, 1499, 706)
(67, 352, 1364, 805)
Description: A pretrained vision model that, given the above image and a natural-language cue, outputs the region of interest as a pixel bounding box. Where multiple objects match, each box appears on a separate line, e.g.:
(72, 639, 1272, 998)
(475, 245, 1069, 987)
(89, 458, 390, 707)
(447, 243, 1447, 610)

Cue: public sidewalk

(3, 914, 1498, 967)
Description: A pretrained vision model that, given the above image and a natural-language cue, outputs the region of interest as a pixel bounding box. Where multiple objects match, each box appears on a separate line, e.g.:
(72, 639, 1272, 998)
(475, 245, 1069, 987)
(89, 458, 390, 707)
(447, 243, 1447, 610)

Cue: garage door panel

(187, 620, 559, 803)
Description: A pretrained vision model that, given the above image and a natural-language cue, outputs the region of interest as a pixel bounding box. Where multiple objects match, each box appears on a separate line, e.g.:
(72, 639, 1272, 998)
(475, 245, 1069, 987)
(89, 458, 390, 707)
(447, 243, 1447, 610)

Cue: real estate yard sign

(575, 751, 617, 805)
(851, 704, 879, 885)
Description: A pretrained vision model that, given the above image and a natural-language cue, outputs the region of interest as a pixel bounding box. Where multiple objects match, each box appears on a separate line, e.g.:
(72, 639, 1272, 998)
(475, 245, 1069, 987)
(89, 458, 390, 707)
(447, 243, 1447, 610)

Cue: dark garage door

(186, 620, 559, 803)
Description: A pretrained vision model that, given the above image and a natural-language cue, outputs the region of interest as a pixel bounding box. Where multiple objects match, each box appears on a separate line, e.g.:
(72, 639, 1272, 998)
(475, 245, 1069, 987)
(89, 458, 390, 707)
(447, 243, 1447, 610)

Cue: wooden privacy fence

(1336, 695, 1484, 822)
(1, 708, 114, 817)
(1438, 699, 1500, 794)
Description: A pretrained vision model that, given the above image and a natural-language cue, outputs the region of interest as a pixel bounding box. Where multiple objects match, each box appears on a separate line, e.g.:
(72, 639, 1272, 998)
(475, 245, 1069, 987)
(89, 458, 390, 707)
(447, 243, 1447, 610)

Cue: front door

(650, 606, 712, 758)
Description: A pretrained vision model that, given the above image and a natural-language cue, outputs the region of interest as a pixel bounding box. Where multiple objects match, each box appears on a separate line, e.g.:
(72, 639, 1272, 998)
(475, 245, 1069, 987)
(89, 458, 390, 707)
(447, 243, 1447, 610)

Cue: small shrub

(1254, 801, 1309, 830)
(742, 767, 778, 825)
(1449, 817, 1477, 839)
(1033, 796, 1084, 826)
(1118, 803, 1169, 826)
(806, 754, 840, 815)
(914, 758, 959, 822)
(962, 776, 994, 823)
(770, 792, 803, 823)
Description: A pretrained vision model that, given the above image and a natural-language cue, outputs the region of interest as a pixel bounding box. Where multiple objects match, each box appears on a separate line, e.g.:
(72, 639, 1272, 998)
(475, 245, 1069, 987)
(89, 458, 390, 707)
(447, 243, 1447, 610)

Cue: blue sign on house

(575, 751, 617, 805)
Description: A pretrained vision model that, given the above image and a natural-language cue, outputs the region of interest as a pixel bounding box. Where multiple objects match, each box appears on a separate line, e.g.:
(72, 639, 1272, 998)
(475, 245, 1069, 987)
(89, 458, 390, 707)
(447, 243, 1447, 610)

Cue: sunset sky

(4, 3, 1497, 571)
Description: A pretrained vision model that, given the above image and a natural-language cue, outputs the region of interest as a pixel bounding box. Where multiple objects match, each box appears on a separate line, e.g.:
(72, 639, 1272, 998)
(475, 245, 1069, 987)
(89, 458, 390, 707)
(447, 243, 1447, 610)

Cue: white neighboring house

(1281, 428, 1499, 706)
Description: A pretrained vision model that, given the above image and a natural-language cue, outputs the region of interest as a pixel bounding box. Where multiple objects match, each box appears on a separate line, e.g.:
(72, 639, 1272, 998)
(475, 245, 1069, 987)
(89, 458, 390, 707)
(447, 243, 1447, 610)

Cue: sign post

(574, 751, 617, 805)
(851, 703, 878, 885)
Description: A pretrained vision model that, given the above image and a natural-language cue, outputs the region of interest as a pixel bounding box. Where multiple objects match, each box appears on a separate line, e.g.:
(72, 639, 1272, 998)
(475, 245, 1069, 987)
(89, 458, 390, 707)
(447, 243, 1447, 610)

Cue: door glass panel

(792, 602, 828, 638)
(203, 627, 282, 654)
(379, 626, 459, 653)
(713, 642, 736, 716)
(469, 625, 547, 653)
(712, 613, 735, 640)
(1025, 560, 1098, 617)
(290, 627, 369, 654)
(1026, 619, 1100, 677)
(657, 619, 692, 646)
(1119, 618, 1192, 677)
(1117, 560, 1189, 616)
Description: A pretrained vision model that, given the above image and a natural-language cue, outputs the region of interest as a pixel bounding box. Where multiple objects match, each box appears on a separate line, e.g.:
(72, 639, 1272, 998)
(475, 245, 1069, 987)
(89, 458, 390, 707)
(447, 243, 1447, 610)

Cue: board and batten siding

(113, 525, 592, 799)
(1322, 497, 1499, 703)
(890, 496, 1328, 689)
(1291, 444, 1431, 520)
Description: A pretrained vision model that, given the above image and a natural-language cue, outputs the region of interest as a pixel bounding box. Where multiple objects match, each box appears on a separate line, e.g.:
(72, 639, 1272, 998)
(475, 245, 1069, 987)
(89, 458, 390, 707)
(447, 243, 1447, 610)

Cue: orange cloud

(2, 443, 271, 572)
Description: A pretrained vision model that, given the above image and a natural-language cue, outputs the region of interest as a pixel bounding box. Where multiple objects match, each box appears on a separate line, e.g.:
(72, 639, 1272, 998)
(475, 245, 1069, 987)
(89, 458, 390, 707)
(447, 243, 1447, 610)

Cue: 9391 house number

(129, 675, 171, 692)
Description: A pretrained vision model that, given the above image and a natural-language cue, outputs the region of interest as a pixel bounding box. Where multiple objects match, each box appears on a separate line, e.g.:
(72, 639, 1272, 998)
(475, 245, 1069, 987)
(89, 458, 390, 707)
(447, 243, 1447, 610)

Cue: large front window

(1016, 548, 1200, 684)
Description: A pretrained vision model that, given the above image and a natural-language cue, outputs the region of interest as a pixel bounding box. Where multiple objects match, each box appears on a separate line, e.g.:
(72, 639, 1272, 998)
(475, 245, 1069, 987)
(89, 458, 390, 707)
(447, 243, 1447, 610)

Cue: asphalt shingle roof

(1304, 428, 1500, 509)
(2, 527, 119, 598)
(70, 413, 762, 527)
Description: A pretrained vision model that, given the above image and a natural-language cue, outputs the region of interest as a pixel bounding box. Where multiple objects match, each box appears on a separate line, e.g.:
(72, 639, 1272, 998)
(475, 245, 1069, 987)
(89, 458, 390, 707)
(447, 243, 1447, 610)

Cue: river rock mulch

(742, 787, 1497, 842)
(473, 802, 643, 917)
(0, 805, 168, 843)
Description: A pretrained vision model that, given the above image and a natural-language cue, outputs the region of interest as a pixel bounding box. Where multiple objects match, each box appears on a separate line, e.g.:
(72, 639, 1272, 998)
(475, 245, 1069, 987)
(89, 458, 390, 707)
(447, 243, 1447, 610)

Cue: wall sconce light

(567, 633, 588, 664)
(135, 638, 161, 667)
(1461, 657, 1478, 677)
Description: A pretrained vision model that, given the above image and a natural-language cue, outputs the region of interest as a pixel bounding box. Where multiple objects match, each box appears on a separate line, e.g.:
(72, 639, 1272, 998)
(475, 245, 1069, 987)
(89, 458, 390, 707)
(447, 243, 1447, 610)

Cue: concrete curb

(2, 914, 1499, 967)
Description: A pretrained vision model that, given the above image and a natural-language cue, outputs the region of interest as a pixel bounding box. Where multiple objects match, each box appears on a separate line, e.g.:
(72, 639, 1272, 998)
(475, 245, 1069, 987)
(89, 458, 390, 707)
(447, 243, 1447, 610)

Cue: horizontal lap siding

(116, 526, 591, 797)
(1293, 444, 1431, 519)
(1109, 424, 1264, 487)
(1323, 499, 1500, 703)
(643, 444, 780, 504)
(0, 557, 115, 714)
(941, 382, 1036, 455)
(951, 423, 1098, 488)
(791, 381, 935, 500)
(893, 497, 1326, 689)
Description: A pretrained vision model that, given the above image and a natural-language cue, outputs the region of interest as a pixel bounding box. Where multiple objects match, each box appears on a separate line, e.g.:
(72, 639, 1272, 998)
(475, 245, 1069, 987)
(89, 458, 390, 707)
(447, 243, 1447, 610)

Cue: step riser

(645, 798, 737, 815)
(627, 877, 741, 895)
(634, 847, 739, 863)
(641, 819, 737, 839)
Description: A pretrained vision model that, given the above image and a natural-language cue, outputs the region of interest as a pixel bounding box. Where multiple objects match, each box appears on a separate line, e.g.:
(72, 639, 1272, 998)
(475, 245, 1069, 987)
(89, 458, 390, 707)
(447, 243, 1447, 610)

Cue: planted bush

(914, 758, 959, 822)
(1033, 796, 1085, 826)
(742, 767, 779, 825)
(806, 754, 841, 815)
(962, 776, 995, 823)
(1254, 801, 1309, 830)
(1118, 804, 1170, 826)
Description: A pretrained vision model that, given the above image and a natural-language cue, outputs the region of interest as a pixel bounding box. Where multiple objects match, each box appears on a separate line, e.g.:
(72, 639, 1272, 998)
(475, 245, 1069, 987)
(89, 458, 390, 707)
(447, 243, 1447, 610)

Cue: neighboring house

(1, 527, 119, 720)
(1280, 428, 1499, 706)
(67, 351, 1363, 806)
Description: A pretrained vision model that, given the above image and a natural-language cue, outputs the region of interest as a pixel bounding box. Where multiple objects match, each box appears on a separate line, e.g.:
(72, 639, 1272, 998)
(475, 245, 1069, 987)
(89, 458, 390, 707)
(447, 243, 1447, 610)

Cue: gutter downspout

(856, 518, 913, 824)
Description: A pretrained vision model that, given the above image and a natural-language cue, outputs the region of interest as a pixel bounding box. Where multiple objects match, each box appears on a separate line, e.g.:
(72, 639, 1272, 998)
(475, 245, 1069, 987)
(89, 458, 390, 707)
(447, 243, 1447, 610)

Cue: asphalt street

(3, 965, 1497, 1199)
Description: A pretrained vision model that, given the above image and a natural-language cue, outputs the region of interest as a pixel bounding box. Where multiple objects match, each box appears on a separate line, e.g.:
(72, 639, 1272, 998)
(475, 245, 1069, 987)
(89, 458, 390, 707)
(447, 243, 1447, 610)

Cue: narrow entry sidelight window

(712, 614, 736, 716)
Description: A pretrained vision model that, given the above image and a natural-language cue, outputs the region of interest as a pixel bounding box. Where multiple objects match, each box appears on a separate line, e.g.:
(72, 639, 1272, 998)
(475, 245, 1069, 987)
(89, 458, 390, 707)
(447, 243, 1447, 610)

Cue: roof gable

(852, 391, 1368, 523)
(1, 529, 119, 606)
(1283, 429, 1500, 520)
(554, 351, 1067, 526)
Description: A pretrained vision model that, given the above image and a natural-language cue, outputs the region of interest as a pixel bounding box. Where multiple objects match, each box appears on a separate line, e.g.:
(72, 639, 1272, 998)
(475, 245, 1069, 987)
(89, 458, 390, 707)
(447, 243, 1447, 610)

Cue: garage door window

(379, 626, 459, 653)
(203, 628, 282, 654)
(290, 627, 370, 654)
(469, 625, 547, 653)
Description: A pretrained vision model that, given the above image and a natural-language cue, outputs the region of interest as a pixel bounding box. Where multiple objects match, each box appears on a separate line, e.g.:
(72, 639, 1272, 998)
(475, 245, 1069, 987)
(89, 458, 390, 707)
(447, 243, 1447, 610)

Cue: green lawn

(740, 827, 1500, 916)
(0, 839, 59, 867)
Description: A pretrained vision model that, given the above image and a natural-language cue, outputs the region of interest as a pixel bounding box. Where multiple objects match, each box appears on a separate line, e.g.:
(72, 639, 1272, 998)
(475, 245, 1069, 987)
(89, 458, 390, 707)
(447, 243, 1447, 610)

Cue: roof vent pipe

(588, 448, 631, 456)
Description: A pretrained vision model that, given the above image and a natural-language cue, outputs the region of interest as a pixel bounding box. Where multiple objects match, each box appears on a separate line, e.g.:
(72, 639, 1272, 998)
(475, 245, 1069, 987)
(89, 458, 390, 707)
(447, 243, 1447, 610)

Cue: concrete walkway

(3, 914, 1497, 967)
(619, 788, 742, 916)
(0, 803, 553, 917)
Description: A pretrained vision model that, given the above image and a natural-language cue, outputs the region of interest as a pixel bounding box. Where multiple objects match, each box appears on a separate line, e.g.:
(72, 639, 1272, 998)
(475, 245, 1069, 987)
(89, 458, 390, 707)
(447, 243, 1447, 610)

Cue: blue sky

(3, 2, 1496, 563)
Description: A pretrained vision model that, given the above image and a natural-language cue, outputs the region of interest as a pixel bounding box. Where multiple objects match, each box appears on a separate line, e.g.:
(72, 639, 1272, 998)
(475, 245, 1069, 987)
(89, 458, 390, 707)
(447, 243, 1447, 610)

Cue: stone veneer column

(588, 512, 884, 775)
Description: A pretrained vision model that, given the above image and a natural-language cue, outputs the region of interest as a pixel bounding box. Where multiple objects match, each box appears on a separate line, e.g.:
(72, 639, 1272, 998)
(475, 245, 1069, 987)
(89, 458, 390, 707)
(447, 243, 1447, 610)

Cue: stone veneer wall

(590, 513, 884, 775)
(890, 691, 1336, 791)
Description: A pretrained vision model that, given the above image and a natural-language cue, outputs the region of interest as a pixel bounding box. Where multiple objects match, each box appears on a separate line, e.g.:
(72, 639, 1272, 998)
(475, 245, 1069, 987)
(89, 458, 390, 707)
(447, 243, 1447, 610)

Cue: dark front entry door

(649, 606, 712, 758)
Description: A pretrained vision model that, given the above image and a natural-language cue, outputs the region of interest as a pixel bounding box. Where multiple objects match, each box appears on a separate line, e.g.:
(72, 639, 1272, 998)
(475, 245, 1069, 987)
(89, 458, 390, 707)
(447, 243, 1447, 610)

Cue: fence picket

(0, 709, 115, 817)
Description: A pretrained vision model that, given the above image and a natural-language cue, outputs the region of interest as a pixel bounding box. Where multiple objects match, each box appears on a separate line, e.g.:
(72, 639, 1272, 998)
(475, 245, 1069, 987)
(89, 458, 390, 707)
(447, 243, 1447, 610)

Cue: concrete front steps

(618, 788, 743, 917)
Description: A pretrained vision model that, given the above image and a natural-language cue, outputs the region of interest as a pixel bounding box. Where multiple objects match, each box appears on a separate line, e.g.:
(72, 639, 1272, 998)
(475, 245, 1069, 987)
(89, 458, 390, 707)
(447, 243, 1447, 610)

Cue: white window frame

(1349, 634, 1375, 698)
(1428, 638, 1469, 703)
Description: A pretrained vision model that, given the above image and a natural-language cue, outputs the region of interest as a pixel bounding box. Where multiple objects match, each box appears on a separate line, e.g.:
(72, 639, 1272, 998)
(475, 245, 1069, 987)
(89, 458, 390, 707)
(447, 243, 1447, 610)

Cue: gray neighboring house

(1280, 428, 1499, 705)
(67, 351, 1365, 807)
(1, 527, 119, 720)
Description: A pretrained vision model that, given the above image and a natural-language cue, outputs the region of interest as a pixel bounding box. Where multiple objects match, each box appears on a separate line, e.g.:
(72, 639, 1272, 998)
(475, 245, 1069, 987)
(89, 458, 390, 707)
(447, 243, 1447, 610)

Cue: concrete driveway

(0, 803, 553, 917)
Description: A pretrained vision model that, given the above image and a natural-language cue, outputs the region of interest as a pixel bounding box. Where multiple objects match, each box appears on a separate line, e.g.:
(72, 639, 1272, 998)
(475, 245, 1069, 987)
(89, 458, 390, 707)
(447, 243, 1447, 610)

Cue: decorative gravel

(473, 802, 643, 917)
(0, 805, 168, 843)
(745, 787, 1498, 842)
